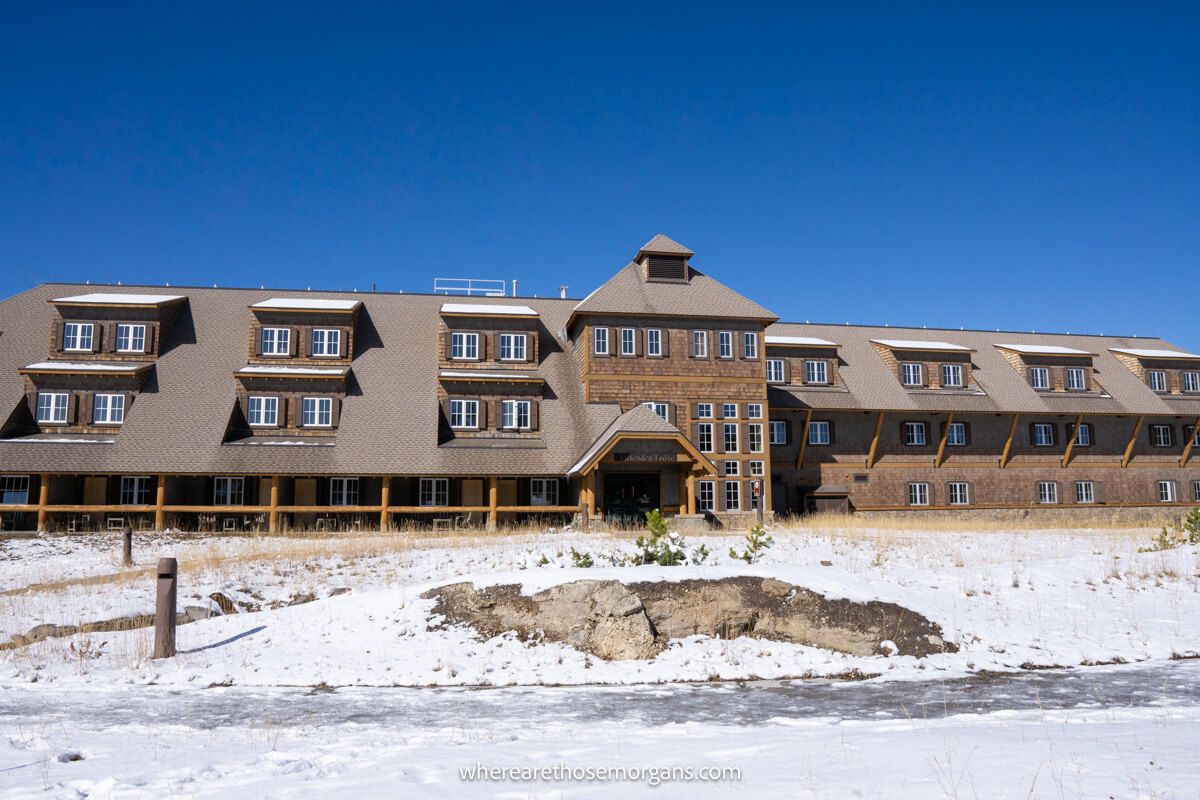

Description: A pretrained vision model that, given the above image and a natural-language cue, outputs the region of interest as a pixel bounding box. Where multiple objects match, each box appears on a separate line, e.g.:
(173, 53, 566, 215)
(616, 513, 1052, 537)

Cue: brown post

(1000, 414, 1020, 468)
(934, 412, 954, 468)
(486, 476, 498, 532)
(795, 409, 813, 468)
(585, 471, 596, 518)
(36, 474, 50, 531)
(1180, 416, 1200, 468)
(686, 472, 696, 515)
(154, 474, 166, 530)
(269, 476, 280, 532)
(1062, 414, 1084, 468)
(1121, 415, 1145, 468)
(122, 525, 133, 566)
(379, 476, 391, 531)
(153, 557, 177, 659)
(866, 411, 885, 469)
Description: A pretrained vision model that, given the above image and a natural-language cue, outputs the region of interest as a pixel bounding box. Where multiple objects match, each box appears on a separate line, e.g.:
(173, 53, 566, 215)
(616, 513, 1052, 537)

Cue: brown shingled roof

(571, 262, 777, 322)
(637, 234, 695, 258)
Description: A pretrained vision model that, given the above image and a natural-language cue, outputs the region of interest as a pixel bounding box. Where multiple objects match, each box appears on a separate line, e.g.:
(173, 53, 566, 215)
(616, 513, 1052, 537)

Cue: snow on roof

(995, 343, 1095, 356)
(871, 339, 973, 352)
(1109, 347, 1200, 360)
(439, 302, 539, 317)
(0, 437, 115, 444)
(251, 298, 362, 311)
(21, 361, 144, 373)
(236, 365, 348, 376)
(51, 292, 185, 306)
(765, 335, 838, 347)
(439, 370, 538, 380)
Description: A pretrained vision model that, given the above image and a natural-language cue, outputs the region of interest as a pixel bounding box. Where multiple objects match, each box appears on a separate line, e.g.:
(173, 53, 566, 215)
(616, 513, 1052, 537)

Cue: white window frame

(742, 332, 758, 359)
(907, 482, 930, 506)
(806, 360, 828, 385)
(594, 327, 610, 355)
(904, 421, 927, 447)
(808, 420, 830, 446)
(62, 322, 94, 352)
(748, 423, 764, 453)
(1037, 481, 1059, 504)
(301, 396, 333, 427)
(450, 332, 479, 360)
(0, 476, 30, 505)
(718, 331, 733, 359)
(947, 482, 970, 506)
(696, 402, 713, 419)
(1183, 372, 1200, 394)
(213, 477, 245, 506)
(1029, 366, 1050, 390)
(746, 403, 763, 419)
(723, 422, 739, 453)
(724, 460, 740, 477)
(946, 421, 967, 447)
(641, 401, 669, 421)
(449, 399, 479, 429)
(92, 393, 125, 425)
(620, 328, 636, 356)
(499, 333, 527, 361)
(692, 330, 707, 358)
(120, 476, 153, 506)
(697, 422, 714, 453)
(330, 477, 359, 506)
(697, 480, 714, 512)
(765, 359, 785, 383)
(1147, 370, 1168, 393)
(1065, 367, 1086, 391)
(1150, 425, 1173, 448)
(419, 477, 448, 507)
(901, 363, 924, 387)
(722, 403, 738, 419)
(748, 460, 765, 477)
(1157, 480, 1177, 503)
(646, 329, 663, 357)
(724, 480, 741, 511)
(36, 391, 70, 424)
(1032, 423, 1055, 447)
(247, 395, 278, 427)
(1075, 480, 1095, 504)
(501, 399, 531, 429)
(530, 478, 558, 506)
(310, 328, 342, 358)
(115, 323, 147, 354)
(941, 364, 963, 388)
(769, 420, 787, 445)
(1073, 423, 1091, 447)
(260, 327, 291, 357)
(1193, 480, 1200, 503)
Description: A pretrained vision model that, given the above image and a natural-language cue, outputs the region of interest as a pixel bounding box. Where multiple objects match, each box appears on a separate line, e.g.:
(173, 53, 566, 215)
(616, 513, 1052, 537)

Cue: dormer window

(765, 359, 784, 383)
(62, 322, 94, 352)
(806, 360, 829, 385)
(692, 331, 708, 358)
(1066, 367, 1087, 391)
(1029, 367, 1050, 390)
(742, 332, 758, 359)
(115, 324, 147, 354)
(901, 363, 924, 387)
(941, 364, 963, 388)
(451, 332, 479, 360)
(260, 327, 291, 357)
(92, 393, 125, 425)
(449, 399, 479, 429)
(593, 327, 609, 356)
(499, 333, 527, 361)
(501, 399, 531, 429)
(247, 396, 279, 426)
(310, 328, 341, 358)
(1185, 372, 1200, 393)
(301, 397, 333, 427)
(619, 328, 636, 356)
(36, 392, 69, 423)
(646, 329, 663, 357)
(718, 331, 733, 359)
(1148, 370, 1168, 393)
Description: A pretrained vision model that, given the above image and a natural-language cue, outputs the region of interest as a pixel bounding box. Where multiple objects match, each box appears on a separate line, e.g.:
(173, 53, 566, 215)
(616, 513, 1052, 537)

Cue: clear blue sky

(2, 3, 1197, 347)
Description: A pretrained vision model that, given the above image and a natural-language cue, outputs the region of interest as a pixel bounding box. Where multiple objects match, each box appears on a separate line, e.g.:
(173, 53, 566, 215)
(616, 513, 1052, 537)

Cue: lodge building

(1, 234, 1199, 532)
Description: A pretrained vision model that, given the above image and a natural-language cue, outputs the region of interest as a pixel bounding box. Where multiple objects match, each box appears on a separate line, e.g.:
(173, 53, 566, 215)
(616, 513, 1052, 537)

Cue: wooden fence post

(122, 525, 133, 566)
(153, 557, 177, 659)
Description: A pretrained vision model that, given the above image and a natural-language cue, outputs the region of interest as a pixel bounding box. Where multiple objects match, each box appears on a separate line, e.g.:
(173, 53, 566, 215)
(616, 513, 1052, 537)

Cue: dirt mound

(422, 577, 955, 661)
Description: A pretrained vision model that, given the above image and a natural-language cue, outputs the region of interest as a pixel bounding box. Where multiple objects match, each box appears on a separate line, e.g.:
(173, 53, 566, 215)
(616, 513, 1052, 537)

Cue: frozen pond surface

(4, 659, 1197, 731)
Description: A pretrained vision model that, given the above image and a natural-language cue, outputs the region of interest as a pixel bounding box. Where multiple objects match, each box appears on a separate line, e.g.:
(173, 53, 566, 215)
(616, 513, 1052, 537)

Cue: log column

(379, 476, 391, 531)
(36, 474, 50, 531)
(686, 472, 696, 515)
(269, 476, 280, 532)
(486, 477, 498, 532)
(154, 474, 166, 530)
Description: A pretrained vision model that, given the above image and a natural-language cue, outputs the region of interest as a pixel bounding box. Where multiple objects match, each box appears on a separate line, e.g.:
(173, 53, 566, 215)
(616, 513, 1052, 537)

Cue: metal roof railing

(433, 278, 508, 297)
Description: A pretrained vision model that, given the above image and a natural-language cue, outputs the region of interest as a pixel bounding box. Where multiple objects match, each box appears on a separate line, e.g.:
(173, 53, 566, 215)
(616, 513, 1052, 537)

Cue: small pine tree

(569, 547, 594, 568)
(730, 523, 774, 564)
(1184, 507, 1200, 545)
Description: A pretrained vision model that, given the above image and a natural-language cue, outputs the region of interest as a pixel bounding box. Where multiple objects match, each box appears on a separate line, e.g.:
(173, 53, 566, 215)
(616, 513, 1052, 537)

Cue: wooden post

(1062, 414, 1084, 468)
(268, 476, 280, 532)
(486, 476, 498, 532)
(686, 472, 696, 515)
(1122, 415, 1145, 468)
(866, 411, 885, 469)
(36, 474, 50, 531)
(154, 474, 166, 530)
(122, 526, 133, 566)
(153, 557, 177, 659)
(585, 471, 596, 518)
(379, 476, 391, 531)
(935, 412, 954, 468)
(795, 409, 813, 468)
(1179, 416, 1200, 468)
(1000, 414, 1020, 468)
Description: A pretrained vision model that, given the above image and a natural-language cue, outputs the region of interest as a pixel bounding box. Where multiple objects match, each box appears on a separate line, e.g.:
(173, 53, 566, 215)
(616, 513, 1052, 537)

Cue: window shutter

(633, 329, 642, 357)
(784, 418, 793, 445)
(339, 329, 349, 358)
(104, 322, 117, 352)
(716, 482, 726, 512)
(529, 399, 540, 430)
(691, 402, 701, 419)
(276, 396, 288, 428)
(488, 331, 499, 362)
(782, 359, 792, 383)
(525, 333, 535, 363)
(660, 329, 670, 357)
(828, 420, 836, 445)
(477, 331, 487, 361)
(81, 393, 93, 425)
(330, 397, 341, 427)
(899, 421, 909, 444)
(55, 321, 65, 352)
(1028, 422, 1037, 445)
(666, 403, 676, 426)
(125, 392, 135, 417)
(476, 398, 487, 429)
(606, 327, 615, 355)
(238, 393, 249, 422)
(299, 326, 311, 357)
(716, 403, 725, 420)
(68, 393, 79, 424)
(90, 325, 102, 353)
(963, 422, 972, 446)
(145, 324, 156, 354)
(443, 331, 453, 360)
(742, 423, 752, 453)
(25, 389, 37, 419)
(288, 330, 299, 357)
(716, 425, 725, 454)
(253, 326, 264, 356)
(691, 423, 700, 443)
(440, 398, 452, 426)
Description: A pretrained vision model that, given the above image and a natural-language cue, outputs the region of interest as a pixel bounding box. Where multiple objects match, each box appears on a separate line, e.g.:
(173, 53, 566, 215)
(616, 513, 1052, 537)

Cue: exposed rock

(209, 592, 237, 614)
(329, 587, 352, 597)
(184, 605, 217, 622)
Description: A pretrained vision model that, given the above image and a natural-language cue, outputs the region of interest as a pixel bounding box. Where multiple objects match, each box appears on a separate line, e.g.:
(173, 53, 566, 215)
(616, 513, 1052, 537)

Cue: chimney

(559, 285, 568, 299)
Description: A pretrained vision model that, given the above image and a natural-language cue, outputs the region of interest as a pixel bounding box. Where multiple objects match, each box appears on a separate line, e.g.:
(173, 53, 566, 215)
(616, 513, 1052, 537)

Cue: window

(593, 327, 609, 355)
(947, 482, 970, 506)
(449, 399, 478, 429)
(502, 399, 531, 429)
(1184, 372, 1200, 394)
(1037, 481, 1059, 504)
(330, 477, 359, 506)
(696, 402, 713, 419)
(724, 460, 740, 476)
(1150, 425, 1173, 448)
(722, 403, 738, 419)
(1075, 481, 1095, 504)
(748, 460, 765, 477)
(620, 328, 636, 356)
(769, 420, 787, 445)
(697, 480, 714, 512)
(646, 329, 663, 357)
(742, 332, 758, 359)
(115, 323, 146, 353)
(214, 477, 244, 506)
(1147, 370, 1168, 393)
(1073, 423, 1092, 447)
(946, 421, 967, 446)
(247, 396, 278, 427)
(92, 393, 125, 425)
(692, 330, 707, 358)
(748, 423, 764, 453)
(941, 364, 963, 388)
(723, 423, 739, 453)
(1193, 480, 1200, 503)
(120, 476, 152, 505)
(901, 363, 924, 387)
(419, 478, 448, 506)
(698, 422, 714, 452)
(724, 481, 741, 511)
(36, 392, 69, 423)
(809, 420, 831, 445)
(451, 332, 478, 360)
(1066, 367, 1086, 391)
(1, 476, 30, 505)
(1192, 426, 1200, 447)
(310, 328, 341, 357)
(499, 333, 527, 361)
(908, 483, 929, 506)
(1157, 480, 1177, 503)
(904, 422, 927, 446)
(1032, 423, 1055, 447)
(301, 396, 333, 427)
(260, 327, 291, 356)
(806, 360, 828, 385)
(746, 403, 763, 419)
(718, 331, 733, 359)
(765, 359, 785, 383)
(531, 478, 558, 506)
(1029, 367, 1050, 390)
(62, 322, 94, 352)
(642, 401, 669, 420)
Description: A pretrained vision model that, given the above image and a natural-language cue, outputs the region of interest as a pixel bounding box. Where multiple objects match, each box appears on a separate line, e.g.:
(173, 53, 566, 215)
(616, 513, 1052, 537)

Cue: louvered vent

(645, 256, 688, 283)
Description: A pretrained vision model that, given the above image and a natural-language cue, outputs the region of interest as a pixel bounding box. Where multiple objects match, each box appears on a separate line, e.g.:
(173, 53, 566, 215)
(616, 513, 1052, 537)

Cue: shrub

(569, 547, 594, 568)
(730, 523, 774, 564)
(628, 509, 710, 566)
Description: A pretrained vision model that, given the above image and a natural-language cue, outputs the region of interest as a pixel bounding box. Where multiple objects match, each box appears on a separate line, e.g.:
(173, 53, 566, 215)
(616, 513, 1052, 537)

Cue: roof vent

(636, 234, 695, 284)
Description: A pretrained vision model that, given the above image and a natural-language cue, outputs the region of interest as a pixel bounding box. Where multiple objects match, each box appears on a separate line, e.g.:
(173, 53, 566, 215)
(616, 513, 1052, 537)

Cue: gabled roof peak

(636, 234, 694, 259)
